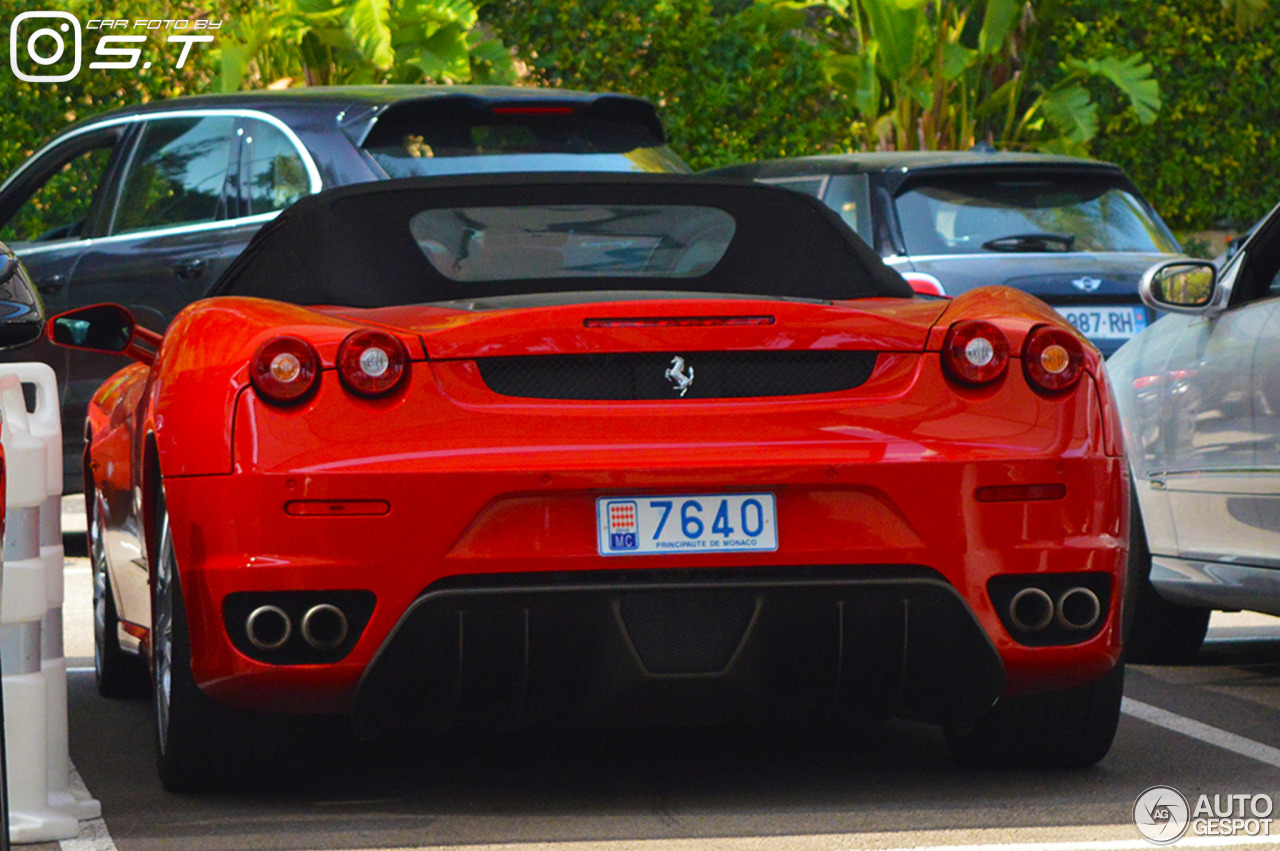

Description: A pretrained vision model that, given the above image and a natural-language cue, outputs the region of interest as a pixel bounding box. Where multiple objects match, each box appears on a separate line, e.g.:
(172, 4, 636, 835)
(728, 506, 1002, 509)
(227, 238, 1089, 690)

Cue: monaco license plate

(597, 493, 778, 556)
(1055, 305, 1147, 340)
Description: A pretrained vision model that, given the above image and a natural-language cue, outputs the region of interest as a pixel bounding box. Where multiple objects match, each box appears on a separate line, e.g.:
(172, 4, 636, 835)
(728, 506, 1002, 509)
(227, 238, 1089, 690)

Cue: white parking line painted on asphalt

(1123, 697, 1280, 769)
(59, 766, 118, 851)
(297, 833, 1280, 850)
(865, 837, 1280, 851)
(58, 818, 117, 851)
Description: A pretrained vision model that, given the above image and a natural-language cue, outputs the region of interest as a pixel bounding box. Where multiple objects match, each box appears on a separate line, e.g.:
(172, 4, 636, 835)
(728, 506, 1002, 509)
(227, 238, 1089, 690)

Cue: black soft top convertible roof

(209, 173, 912, 306)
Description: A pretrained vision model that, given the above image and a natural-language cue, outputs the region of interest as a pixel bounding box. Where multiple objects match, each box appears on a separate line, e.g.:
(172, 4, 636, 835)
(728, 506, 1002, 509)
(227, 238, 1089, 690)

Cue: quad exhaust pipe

(301, 604, 349, 650)
(1009, 588, 1055, 632)
(244, 603, 350, 651)
(245, 605, 292, 650)
(1056, 586, 1102, 631)
(1007, 586, 1101, 634)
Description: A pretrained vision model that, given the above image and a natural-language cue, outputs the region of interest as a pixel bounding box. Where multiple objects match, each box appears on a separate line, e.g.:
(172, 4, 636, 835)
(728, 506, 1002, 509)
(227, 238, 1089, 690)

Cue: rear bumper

(163, 451, 1126, 721)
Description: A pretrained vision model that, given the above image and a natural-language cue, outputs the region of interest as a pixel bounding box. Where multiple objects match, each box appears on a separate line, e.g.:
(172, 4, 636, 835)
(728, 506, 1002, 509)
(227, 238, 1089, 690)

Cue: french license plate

(1055, 306, 1147, 340)
(597, 493, 778, 556)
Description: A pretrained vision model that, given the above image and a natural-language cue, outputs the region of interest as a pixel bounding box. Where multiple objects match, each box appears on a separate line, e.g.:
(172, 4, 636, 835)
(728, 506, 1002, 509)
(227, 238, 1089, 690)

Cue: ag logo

(1134, 785, 1190, 844)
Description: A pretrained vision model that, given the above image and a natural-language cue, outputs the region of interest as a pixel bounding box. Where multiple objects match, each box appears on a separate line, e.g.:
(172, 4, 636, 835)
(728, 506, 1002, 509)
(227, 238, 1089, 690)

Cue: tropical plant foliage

(485, 0, 857, 170)
(765, 0, 1161, 154)
(218, 0, 515, 90)
(1027, 0, 1278, 230)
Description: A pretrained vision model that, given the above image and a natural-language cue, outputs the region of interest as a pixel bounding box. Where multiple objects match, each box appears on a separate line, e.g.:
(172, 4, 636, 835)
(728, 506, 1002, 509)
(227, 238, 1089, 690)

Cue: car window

(0, 144, 114, 246)
(893, 175, 1179, 256)
(1226, 209, 1280, 305)
(363, 114, 690, 177)
(411, 205, 736, 282)
(242, 119, 311, 216)
(823, 175, 873, 245)
(112, 116, 236, 235)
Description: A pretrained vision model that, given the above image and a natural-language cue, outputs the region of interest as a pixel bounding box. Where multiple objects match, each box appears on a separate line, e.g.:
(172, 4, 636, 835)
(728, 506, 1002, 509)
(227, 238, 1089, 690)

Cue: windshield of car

(893, 174, 1179, 256)
(364, 116, 691, 177)
(211, 175, 912, 307)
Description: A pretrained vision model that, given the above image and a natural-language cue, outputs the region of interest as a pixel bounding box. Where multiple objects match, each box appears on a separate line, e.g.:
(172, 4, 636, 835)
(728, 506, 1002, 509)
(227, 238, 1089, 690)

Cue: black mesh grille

(476, 351, 878, 400)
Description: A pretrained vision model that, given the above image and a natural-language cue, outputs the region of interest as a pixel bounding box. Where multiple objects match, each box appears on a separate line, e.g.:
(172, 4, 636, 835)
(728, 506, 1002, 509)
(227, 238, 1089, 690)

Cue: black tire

(152, 487, 290, 792)
(944, 661, 1124, 769)
(1124, 488, 1211, 664)
(90, 489, 149, 699)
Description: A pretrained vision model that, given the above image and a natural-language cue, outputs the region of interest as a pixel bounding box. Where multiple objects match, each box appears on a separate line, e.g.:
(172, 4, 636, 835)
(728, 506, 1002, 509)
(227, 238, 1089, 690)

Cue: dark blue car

(707, 151, 1182, 356)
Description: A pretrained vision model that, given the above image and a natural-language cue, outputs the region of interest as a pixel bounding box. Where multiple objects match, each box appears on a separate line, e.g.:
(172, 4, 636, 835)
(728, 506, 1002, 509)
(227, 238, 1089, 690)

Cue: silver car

(1109, 203, 1280, 663)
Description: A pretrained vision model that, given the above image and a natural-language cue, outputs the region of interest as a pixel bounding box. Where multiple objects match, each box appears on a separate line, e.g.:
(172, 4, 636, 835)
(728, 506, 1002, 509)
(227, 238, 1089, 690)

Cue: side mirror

(1139, 260, 1219, 315)
(47, 303, 160, 364)
(0, 252, 46, 350)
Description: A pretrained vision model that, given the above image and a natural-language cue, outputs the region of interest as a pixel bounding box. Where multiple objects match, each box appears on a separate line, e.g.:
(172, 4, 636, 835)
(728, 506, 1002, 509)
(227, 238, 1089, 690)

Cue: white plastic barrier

(0, 366, 99, 844)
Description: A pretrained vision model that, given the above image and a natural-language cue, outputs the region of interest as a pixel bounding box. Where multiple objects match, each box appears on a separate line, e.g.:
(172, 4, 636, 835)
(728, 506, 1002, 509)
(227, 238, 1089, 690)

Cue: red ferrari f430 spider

(50, 174, 1129, 790)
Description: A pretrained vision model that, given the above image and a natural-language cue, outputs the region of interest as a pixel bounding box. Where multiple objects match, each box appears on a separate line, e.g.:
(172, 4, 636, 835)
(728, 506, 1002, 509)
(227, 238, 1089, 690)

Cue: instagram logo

(10, 11, 82, 82)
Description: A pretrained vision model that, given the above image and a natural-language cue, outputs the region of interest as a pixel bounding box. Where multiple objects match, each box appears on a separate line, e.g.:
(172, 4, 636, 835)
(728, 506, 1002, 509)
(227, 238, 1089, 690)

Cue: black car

(0, 85, 689, 491)
(707, 152, 1182, 356)
(0, 244, 45, 351)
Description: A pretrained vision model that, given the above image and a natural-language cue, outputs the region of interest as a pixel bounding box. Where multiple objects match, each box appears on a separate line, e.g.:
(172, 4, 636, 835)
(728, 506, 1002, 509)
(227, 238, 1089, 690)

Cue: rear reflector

(974, 484, 1067, 503)
(584, 316, 775, 328)
(902, 272, 946, 297)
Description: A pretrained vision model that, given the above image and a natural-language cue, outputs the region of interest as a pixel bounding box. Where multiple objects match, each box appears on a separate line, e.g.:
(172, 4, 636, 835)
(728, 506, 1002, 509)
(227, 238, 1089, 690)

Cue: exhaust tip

(1057, 587, 1101, 631)
(246, 605, 292, 651)
(301, 604, 349, 650)
(1009, 587, 1054, 632)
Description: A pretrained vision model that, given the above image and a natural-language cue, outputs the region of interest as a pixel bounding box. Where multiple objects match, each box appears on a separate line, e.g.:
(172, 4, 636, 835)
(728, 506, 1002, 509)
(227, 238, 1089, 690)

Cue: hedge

(484, 0, 857, 171)
(1029, 0, 1280, 230)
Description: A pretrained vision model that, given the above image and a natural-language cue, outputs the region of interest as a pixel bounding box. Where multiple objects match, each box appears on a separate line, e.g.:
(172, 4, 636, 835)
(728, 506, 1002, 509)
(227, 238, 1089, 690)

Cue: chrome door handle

(35, 273, 64, 295)
(173, 258, 207, 280)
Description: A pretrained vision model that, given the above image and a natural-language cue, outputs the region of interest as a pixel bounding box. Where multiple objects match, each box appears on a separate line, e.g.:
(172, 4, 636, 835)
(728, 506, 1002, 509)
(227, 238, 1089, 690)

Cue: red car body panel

(81, 284, 1126, 722)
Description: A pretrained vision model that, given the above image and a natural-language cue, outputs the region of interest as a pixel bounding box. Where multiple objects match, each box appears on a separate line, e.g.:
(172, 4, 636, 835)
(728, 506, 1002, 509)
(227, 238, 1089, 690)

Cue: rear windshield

(894, 175, 1179, 255)
(411, 205, 735, 281)
(364, 116, 690, 177)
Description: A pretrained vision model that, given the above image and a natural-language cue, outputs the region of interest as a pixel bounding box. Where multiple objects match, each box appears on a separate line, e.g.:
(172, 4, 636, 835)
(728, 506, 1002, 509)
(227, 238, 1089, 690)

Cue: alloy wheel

(152, 502, 175, 753)
(90, 495, 108, 682)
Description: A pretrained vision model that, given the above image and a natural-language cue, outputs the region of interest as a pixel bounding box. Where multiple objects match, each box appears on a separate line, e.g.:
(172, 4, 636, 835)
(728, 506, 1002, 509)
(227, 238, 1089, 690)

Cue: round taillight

(251, 336, 320, 404)
(337, 330, 408, 397)
(943, 320, 1009, 385)
(1023, 324, 1085, 392)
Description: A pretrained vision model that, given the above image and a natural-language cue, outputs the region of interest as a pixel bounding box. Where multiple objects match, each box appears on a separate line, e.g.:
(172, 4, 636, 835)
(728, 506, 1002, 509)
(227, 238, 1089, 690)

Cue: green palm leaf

(1064, 54, 1161, 124)
(348, 0, 395, 70)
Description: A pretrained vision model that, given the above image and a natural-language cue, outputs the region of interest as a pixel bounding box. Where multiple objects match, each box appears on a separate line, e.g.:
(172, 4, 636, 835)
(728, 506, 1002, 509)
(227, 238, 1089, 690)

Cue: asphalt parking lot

(32, 498, 1280, 851)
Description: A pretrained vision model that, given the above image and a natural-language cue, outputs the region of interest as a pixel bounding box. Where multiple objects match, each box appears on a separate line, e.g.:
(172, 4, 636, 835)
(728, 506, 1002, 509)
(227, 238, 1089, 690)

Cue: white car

(1109, 203, 1280, 663)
